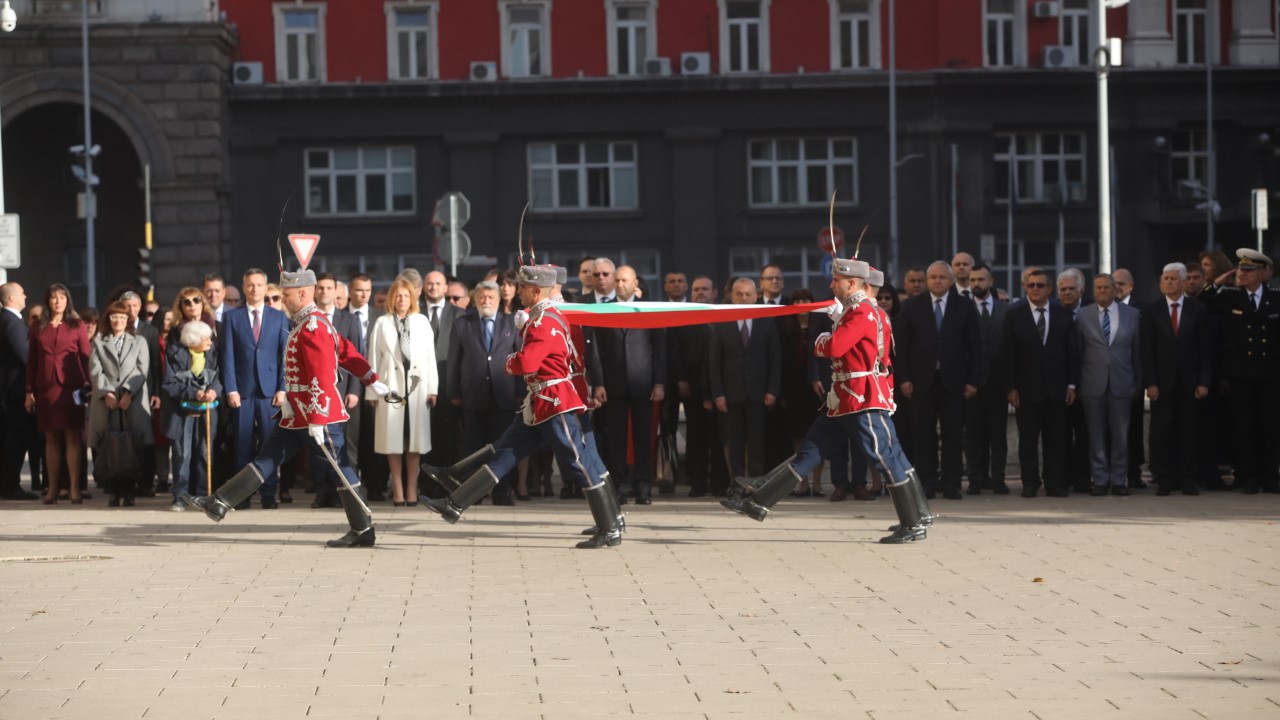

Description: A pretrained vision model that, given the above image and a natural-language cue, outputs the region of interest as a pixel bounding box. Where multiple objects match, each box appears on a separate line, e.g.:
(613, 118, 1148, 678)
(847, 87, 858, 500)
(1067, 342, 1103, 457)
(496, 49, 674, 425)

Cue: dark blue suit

(220, 304, 288, 499)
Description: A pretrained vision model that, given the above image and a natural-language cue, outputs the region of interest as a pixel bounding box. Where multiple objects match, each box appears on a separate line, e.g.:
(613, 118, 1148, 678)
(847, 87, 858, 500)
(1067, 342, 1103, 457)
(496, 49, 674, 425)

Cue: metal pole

(887, 0, 898, 284)
(1205, 0, 1216, 251)
(1095, 0, 1112, 274)
(144, 163, 153, 301)
(950, 143, 958, 258)
(0, 94, 6, 215)
(82, 0, 96, 304)
(449, 193, 458, 277)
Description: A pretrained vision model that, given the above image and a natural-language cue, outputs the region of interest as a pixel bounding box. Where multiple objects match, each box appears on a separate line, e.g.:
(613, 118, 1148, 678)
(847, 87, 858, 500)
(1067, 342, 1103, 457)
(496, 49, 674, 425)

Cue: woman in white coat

(88, 301, 154, 506)
(366, 277, 438, 505)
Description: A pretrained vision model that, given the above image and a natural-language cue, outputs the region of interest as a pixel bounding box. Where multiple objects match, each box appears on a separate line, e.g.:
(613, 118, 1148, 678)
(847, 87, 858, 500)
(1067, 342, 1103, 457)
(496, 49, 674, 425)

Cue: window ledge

(304, 214, 420, 225)
(745, 205, 861, 217)
(528, 209, 645, 221)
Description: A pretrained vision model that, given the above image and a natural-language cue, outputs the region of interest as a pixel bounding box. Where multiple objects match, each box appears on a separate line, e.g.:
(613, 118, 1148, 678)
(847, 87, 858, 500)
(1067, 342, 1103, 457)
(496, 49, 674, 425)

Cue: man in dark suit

(1057, 268, 1092, 493)
(590, 264, 666, 504)
(709, 278, 781, 480)
(0, 282, 37, 500)
(447, 281, 522, 497)
(345, 274, 384, 498)
(894, 261, 981, 500)
(1142, 263, 1213, 496)
(1202, 249, 1280, 494)
(964, 264, 1011, 495)
(1003, 267, 1078, 498)
(672, 275, 727, 496)
(422, 270, 465, 469)
(220, 268, 289, 508)
(1114, 267, 1148, 489)
(1076, 273, 1142, 495)
(758, 264, 792, 468)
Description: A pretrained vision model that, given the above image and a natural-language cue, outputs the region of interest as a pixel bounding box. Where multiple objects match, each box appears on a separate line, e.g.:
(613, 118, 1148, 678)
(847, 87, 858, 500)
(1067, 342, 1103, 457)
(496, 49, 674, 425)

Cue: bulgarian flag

(560, 300, 834, 329)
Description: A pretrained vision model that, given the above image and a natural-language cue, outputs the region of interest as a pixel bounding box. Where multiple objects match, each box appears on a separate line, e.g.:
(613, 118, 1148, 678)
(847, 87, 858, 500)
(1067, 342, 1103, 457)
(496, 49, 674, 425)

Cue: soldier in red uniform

(722, 258, 933, 544)
(185, 268, 394, 547)
(420, 264, 624, 549)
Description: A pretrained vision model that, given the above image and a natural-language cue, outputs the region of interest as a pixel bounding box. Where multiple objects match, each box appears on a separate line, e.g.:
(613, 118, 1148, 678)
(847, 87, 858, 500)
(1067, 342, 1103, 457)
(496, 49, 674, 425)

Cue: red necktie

(252, 308, 261, 343)
(1170, 302, 1179, 336)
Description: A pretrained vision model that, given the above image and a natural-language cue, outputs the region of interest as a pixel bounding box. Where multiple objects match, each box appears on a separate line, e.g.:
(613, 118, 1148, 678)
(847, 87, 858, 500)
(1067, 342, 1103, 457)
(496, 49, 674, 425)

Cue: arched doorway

(2, 102, 144, 309)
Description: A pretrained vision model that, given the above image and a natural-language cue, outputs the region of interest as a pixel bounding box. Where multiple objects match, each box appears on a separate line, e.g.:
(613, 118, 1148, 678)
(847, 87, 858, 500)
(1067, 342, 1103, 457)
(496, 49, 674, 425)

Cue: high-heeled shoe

(393, 501, 405, 507)
(70, 498, 83, 505)
(406, 501, 417, 507)
(42, 496, 57, 505)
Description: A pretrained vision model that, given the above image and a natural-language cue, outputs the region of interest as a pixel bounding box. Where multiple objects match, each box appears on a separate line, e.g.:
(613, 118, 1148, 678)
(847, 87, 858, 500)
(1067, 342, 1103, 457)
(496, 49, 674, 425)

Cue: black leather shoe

(262, 497, 279, 509)
(422, 495, 464, 523)
(1090, 486, 1108, 496)
(1021, 487, 1038, 498)
(108, 496, 121, 507)
(1110, 486, 1130, 496)
(966, 485, 982, 495)
(123, 496, 135, 507)
(879, 525, 926, 544)
(942, 490, 963, 500)
(687, 489, 706, 498)
(635, 496, 652, 505)
(326, 528, 375, 548)
(279, 489, 294, 504)
(1128, 479, 1148, 489)
(992, 483, 1011, 495)
(1156, 488, 1172, 496)
(1, 489, 39, 500)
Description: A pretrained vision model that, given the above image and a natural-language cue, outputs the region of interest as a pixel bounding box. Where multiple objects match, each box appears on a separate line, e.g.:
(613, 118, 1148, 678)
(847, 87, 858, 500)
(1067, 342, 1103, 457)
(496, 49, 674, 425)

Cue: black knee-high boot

(880, 469, 928, 544)
(327, 485, 375, 548)
(421, 465, 499, 523)
(183, 466, 263, 522)
(420, 445, 495, 492)
(576, 482, 623, 549)
(721, 457, 800, 522)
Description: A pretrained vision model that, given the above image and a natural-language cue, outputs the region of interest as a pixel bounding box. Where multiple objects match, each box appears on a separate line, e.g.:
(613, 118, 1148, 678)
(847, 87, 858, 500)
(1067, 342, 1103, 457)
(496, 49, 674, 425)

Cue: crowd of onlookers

(0, 245, 1276, 510)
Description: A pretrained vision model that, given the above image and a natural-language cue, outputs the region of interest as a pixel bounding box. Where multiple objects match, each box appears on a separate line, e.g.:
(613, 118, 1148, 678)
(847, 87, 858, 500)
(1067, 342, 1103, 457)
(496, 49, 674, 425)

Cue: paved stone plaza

(1, 490, 1277, 720)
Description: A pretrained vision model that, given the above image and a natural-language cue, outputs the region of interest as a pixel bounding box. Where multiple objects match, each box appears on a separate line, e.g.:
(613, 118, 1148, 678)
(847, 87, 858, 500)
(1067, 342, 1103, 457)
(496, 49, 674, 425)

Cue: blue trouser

(792, 411, 913, 487)
(172, 414, 209, 501)
(579, 413, 608, 478)
(248, 423, 360, 493)
(490, 412, 600, 490)
(229, 395, 279, 499)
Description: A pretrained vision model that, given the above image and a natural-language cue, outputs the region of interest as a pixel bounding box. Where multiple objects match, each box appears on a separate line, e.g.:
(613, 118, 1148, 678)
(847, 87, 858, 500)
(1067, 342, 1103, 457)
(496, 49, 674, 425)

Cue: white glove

(514, 309, 529, 330)
(370, 381, 390, 397)
(826, 301, 845, 321)
(307, 424, 326, 446)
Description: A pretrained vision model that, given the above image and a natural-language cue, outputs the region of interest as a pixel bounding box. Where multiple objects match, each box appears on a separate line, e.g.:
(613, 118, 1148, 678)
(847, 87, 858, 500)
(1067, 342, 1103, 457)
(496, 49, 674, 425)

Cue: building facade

(0, 0, 234, 304)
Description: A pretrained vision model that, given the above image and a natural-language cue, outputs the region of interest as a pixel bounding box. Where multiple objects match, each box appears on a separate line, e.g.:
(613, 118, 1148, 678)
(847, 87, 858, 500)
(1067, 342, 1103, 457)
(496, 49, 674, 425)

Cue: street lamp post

(0, 0, 17, 217)
(887, 0, 898, 283)
(81, 0, 97, 304)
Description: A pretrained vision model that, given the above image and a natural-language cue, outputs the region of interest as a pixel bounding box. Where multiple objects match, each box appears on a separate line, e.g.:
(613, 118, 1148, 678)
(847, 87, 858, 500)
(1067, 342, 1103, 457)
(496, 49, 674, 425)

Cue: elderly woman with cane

(162, 320, 220, 511)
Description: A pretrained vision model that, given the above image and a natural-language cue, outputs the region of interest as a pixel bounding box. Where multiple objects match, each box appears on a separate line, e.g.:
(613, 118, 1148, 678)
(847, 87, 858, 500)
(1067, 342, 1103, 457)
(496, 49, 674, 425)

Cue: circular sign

(818, 226, 845, 253)
(436, 229, 472, 265)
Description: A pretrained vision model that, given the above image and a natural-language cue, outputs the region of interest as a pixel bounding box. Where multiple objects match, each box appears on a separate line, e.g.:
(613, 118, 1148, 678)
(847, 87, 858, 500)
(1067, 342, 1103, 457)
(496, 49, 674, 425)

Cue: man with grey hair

(446, 280, 523, 500)
(1141, 261, 1211, 496)
(894, 260, 980, 500)
(589, 258, 618, 302)
(1057, 267, 1090, 492)
(0, 282, 37, 500)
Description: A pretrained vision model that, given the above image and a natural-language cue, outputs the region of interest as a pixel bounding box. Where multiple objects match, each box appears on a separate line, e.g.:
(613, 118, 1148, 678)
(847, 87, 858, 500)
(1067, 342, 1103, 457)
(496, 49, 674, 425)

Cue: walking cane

(205, 404, 213, 497)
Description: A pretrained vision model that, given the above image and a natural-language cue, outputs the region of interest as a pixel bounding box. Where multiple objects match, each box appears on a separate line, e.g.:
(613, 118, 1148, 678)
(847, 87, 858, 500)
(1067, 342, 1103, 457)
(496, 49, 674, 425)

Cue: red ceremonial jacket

(505, 301, 586, 425)
(280, 307, 377, 429)
(814, 295, 896, 417)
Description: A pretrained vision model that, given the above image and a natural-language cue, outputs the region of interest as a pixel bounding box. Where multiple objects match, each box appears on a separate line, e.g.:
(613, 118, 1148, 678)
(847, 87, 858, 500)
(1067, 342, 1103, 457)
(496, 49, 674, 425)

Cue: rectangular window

(1170, 129, 1209, 196)
(609, 3, 653, 76)
(504, 3, 549, 78)
(748, 138, 858, 207)
(1175, 0, 1207, 65)
(984, 0, 1016, 68)
(1060, 0, 1089, 67)
(528, 141, 639, 211)
(305, 147, 416, 217)
(275, 4, 326, 83)
(724, 0, 767, 73)
(387, 3, 437, 80)
(834, 0, 874, 70)
(993, 133, 1087, 205)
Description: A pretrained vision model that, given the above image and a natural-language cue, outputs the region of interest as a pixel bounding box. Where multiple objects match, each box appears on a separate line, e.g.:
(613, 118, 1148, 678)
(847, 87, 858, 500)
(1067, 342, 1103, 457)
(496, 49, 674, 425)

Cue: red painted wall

(218, 0, 1234, 84)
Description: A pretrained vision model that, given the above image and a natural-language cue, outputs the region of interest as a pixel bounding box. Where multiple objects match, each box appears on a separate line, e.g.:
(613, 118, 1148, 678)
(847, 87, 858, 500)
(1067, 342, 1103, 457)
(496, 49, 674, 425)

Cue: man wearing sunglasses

(446, 281, 470, 310)
(1003, 268, 1078, 498)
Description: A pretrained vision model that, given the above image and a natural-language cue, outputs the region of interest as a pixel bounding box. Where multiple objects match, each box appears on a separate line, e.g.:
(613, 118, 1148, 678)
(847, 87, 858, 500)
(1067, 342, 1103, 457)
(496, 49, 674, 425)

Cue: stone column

(1126, 1, 1175, 68)
(1229, 0, 1279, 65)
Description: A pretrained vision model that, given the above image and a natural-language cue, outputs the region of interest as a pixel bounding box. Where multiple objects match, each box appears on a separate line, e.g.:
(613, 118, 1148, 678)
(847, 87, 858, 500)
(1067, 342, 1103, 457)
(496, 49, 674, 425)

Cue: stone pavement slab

(0, 490, 1277, 719)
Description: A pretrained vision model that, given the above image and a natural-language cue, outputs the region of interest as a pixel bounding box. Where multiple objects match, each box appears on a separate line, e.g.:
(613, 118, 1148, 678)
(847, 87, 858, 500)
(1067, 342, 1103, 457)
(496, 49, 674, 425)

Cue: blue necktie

(1101, 307, 1111, 345)
(934, 298, 943, 331)
(483, 318, 493, 352)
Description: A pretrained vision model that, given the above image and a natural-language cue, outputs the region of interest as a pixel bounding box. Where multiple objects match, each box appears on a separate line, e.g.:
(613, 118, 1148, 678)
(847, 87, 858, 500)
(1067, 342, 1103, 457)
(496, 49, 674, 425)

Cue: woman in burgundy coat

(26, 284, 91, 504)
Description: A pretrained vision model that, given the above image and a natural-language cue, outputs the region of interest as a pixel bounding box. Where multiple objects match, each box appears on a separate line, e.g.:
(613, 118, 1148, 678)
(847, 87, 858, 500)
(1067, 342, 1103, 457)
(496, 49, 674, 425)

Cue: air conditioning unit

(1042, 45, 1078, 69)
(470, 61, 498, 82)
(644, 57, 671, 77)
(1033, 1, 1059, 18)
(232, 61, 263, 85)
(680, 51, 711, 76)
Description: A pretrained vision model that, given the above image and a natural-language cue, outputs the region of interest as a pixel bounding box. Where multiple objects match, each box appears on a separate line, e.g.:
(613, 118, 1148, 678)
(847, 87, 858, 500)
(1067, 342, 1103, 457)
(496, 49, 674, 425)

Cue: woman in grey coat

(88, 301, 154, 506)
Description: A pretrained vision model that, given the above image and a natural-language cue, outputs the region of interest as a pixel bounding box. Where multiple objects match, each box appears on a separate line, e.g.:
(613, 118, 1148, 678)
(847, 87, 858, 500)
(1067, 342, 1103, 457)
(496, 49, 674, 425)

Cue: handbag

(96, 409, 142, 484)
(655, 432, 679, 487)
